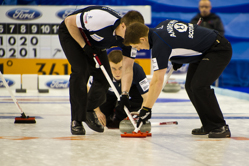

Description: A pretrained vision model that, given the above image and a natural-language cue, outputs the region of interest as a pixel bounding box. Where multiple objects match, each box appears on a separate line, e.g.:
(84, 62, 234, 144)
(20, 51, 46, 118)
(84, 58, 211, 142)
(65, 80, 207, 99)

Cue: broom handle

(151, 121, 178, 126)
(79, 29, 140, 132)
(162, 67, 174, 90)
(0, 72, 23, 113)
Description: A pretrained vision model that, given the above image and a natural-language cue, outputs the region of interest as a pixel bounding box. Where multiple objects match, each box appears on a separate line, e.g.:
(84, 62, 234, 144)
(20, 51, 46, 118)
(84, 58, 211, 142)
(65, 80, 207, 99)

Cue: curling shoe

(192, 126, 208, 135)
(85, 111, 104, 132)
(208, 125, 231, 138)
(71, 120, 85, 135)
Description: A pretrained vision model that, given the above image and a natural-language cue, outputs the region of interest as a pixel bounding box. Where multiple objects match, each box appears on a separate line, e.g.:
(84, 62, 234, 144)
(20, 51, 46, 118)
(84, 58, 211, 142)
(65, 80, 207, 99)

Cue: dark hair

(121, 10, 144, 26)
(108, 50, 123, 64)
(123, 22, 149, 46)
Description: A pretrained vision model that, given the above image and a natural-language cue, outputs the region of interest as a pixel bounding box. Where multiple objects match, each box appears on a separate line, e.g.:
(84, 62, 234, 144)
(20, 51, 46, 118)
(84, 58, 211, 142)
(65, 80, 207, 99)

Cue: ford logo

(114, 9, 128, 16)
(6, 8, 42, 20)
(0, 79, 14, 88)
(56, 8, 76, 19)
(46, 79, 69, 89)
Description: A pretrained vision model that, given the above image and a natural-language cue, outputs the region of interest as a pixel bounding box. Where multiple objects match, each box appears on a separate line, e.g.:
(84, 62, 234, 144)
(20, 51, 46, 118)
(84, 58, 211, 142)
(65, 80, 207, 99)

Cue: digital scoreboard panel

(0, 6, 151, 75)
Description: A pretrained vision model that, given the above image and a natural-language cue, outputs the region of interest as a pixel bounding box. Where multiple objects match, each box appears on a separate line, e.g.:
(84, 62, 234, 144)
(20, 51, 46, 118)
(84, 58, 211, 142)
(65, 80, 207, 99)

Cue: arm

(64, 14, 86, 48)
(141, 92, 148, 108)
(121, 56, 135, 93)
(144, 68, 167, 108)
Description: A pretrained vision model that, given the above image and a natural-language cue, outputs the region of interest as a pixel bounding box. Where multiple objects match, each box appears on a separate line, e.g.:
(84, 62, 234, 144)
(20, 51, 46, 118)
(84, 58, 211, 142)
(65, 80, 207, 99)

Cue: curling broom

(0, 72, 36, 123)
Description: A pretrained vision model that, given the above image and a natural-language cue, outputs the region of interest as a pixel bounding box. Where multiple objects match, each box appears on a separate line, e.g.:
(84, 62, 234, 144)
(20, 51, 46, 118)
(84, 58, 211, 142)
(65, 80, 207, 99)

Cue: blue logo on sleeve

(0, 79, 14, 87)
(46, 79, 69, 89)
(6, 8, 42, 20)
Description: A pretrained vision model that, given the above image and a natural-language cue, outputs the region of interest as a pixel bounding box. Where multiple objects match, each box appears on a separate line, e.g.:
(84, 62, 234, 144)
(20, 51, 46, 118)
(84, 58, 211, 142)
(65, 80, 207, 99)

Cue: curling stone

(119, 119, 151, 133)
(162, 82, 181, 93)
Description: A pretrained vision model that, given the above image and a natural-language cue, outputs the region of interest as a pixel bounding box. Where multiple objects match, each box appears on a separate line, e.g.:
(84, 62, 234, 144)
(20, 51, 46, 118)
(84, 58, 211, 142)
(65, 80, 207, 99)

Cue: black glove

(119, 94, 131, 112)
(137, 106, 151, 127)
(83, 45, 102, 57)
(172, 62, 183, 71)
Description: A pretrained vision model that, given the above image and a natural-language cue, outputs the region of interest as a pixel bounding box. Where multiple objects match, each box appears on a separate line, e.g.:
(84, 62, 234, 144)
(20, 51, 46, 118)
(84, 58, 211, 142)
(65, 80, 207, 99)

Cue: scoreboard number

(0, 23, 63, 59)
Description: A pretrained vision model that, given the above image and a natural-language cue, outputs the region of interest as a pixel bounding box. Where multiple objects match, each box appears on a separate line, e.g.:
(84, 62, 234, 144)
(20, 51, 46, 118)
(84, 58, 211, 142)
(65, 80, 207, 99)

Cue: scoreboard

(0, 23, 61, 59)
(0, 6, 151, 75)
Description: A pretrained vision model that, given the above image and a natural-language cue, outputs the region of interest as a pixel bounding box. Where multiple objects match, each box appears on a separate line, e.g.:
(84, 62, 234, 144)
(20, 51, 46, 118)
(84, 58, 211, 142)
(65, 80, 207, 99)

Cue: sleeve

(76, 13, 82, 28)
(75, 7, 120, 31)
(133, 63, 149, 94)
(121, 45, 137, 59)
(151, 37, 171, 71)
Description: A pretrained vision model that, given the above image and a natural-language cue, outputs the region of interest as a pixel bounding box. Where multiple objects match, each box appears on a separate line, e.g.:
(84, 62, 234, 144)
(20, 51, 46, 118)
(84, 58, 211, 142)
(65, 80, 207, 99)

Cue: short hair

(108, 50, 123, 64)
(123, 22, 149, 46)
(199, 0, 211, 5)
(121, 10, 144, 26)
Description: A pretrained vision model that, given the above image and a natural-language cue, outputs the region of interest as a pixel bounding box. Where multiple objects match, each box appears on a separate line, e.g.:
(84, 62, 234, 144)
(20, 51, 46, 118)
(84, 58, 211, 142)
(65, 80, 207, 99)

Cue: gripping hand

(83, 45, 102, 57)
(119, 94, 131, 111)
(137, 106, 151, 127)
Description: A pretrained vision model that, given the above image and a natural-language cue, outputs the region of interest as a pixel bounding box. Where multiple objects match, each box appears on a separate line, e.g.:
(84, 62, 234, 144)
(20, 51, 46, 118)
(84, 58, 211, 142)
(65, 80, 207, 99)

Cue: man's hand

(83, 45, 102, 57)
(94, 108, 106, 126)
(119, 94, 131, 111)
(137, 106, 151, 127)
(172, 62, 183, 71)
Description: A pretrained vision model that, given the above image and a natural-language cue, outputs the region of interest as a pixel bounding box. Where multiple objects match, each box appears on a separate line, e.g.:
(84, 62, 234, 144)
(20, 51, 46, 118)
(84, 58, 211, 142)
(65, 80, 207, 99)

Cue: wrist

(143, 106, 151, 111)
(121, 91, 129, 96)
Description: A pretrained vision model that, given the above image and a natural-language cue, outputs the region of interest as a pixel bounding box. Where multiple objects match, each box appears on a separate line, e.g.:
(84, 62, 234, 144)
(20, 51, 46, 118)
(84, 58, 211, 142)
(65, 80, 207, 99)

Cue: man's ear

(121, 22, 126, 29)
(140, 37, 147, 43)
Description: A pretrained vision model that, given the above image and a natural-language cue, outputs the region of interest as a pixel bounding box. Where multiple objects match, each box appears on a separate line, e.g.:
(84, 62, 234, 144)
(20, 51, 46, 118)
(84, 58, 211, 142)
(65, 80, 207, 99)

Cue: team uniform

(125, 19, 232, 133)
(58, 6, 136, 122)
(89, 63, 149, 122)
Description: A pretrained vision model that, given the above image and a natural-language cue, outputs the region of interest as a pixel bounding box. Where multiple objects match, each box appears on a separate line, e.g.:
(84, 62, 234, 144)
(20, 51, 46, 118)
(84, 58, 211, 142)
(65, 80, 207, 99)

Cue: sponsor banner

(0, 58, 152, 75)
(0, 74, 21, 89)
(0, 59, 71, 75)
(0, 5, 151, 24)
(39, 75, 70, 90)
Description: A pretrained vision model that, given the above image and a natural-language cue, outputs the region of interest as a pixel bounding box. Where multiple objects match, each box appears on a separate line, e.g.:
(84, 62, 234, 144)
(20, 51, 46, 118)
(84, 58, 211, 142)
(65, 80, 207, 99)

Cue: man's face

(199, 1, 211, 17)
(110, 61, 122, 81)
(130, 38, 150, 51)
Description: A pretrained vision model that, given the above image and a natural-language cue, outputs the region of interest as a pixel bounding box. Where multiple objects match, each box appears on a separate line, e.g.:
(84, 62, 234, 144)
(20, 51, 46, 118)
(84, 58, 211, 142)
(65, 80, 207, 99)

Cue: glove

(137, 106, 151, 127)
(119, 94, 131, 112)
(172, 62, 183, 71)
(113, 100, 127, 121)
(83, 45, 102, 57)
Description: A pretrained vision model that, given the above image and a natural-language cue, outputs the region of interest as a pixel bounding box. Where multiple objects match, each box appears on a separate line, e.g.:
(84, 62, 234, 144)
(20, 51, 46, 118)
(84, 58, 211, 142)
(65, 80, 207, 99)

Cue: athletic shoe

(71, 120, 85, 135)
(208, 125, 231, 138)
(192, 126, 208, 135)
(85, 111, 104, 132)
